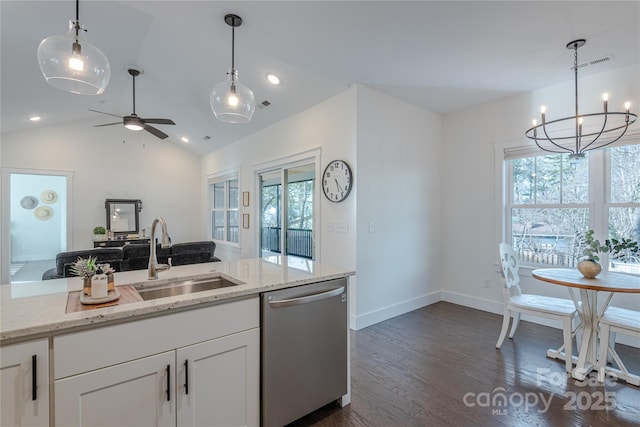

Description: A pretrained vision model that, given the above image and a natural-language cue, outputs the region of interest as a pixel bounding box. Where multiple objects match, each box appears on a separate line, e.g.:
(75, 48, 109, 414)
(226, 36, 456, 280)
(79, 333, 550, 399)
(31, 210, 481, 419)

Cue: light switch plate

(335, 222, 348, 233)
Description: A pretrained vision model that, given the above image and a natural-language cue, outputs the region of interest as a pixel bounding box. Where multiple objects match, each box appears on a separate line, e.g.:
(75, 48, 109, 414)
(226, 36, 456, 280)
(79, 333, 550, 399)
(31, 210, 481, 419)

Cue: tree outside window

(506, 144, 639, 273)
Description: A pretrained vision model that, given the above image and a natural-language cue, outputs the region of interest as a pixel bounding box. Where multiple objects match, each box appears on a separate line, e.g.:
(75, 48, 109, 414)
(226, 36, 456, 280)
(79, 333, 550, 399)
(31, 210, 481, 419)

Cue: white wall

(1, 119, 203, 251)
(441, 64, 640, 314)
(355, 85, 444, 329)
(201, 85, 445, 330)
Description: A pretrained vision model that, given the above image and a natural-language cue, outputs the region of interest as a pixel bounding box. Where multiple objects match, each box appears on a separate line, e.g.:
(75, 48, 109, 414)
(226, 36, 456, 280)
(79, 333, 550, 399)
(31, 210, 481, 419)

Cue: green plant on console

(93, 226, 106, 235)
(578, 229, 639, 263)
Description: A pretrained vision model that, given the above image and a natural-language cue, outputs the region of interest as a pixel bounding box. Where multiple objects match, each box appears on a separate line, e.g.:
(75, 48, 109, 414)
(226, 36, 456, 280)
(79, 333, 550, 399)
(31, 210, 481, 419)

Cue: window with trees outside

(505, 143, 640, 274)
(209, 178, 239, 244)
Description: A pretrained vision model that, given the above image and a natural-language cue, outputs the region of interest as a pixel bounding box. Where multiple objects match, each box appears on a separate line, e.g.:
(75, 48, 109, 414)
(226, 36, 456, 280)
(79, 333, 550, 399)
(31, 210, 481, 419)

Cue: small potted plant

(576, 230, 639, 278)
(70, 256, 98, 295)
(93, 226, 107, 241)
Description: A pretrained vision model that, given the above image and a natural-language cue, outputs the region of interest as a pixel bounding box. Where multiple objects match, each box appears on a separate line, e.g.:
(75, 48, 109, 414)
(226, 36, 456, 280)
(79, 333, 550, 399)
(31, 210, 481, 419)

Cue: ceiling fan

(90, 67, 175, 139)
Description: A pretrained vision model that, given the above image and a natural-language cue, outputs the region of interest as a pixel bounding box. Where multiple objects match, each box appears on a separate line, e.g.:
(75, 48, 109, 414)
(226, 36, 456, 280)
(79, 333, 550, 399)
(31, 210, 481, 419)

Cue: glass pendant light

(210, 14, 255, 123)
(37, 0, 110, 95)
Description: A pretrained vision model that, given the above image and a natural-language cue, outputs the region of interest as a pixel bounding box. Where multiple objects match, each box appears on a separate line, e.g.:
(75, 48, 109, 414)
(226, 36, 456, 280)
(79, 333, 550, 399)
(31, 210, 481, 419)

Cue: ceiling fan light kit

(210, 14, 256, 124)
(525, 39, 637, 158)
(37, 0, 110, 95)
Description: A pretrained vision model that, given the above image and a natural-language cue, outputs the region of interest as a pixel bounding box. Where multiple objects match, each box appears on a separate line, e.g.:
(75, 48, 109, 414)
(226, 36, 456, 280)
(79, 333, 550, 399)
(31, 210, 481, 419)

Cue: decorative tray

(80, 289, 121, 305)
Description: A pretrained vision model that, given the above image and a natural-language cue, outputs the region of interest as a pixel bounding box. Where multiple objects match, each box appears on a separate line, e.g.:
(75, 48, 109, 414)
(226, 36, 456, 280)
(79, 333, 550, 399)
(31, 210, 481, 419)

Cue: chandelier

(525, 39, 637, 158)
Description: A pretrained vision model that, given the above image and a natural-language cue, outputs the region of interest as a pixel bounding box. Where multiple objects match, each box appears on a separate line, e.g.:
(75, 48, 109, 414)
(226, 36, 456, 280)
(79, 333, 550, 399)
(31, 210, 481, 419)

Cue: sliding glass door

(260, 163, 315, 259)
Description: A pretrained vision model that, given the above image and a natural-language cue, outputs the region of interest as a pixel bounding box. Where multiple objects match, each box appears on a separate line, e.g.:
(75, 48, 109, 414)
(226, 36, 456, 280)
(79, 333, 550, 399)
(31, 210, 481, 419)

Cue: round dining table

(532, 268, 640, 382)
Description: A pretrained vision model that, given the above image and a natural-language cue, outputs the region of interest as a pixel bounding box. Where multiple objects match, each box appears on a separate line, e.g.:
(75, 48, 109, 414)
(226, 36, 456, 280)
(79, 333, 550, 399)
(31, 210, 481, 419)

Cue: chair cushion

(602, 307, 640, 332)
(510, 294, 577, 316)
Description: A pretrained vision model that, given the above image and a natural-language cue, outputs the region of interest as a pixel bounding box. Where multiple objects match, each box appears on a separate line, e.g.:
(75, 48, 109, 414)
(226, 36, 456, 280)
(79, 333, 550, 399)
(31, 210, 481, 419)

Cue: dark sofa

(42, 241, 220, 280)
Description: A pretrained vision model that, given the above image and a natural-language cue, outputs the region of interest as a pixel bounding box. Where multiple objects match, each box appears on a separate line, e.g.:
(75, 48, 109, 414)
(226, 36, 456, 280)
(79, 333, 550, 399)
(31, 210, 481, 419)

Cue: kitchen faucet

(148, 217, 172, 280)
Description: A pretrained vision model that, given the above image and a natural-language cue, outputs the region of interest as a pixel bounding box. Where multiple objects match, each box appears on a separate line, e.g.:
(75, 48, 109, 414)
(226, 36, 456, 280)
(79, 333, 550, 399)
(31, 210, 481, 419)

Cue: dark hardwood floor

(289, 302, 640, 427)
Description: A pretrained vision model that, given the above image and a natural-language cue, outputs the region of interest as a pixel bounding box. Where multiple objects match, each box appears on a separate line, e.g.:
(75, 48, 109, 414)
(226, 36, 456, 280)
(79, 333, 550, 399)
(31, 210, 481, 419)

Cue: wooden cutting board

(66, 285, 143, 314)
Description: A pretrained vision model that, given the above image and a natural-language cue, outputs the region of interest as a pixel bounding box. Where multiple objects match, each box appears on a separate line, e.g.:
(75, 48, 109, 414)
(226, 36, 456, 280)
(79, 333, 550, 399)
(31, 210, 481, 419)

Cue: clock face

(322, 160, 353, 202)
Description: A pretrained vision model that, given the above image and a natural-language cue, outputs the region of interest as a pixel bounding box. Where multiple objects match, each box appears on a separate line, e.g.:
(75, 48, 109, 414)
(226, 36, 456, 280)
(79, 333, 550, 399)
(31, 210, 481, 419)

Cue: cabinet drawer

(54, 297, 258, 379)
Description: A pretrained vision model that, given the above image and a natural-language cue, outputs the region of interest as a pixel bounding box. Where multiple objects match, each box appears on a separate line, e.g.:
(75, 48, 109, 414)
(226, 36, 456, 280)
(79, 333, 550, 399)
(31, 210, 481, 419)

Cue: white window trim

(494, 132, 640, 272)
(252, 148, 321, 261)
(206, 167, 240, 249)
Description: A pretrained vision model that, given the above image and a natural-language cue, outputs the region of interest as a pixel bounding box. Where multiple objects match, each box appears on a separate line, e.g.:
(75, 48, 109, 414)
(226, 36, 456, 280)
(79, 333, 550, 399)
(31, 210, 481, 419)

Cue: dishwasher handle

(268, 286, 345, 308)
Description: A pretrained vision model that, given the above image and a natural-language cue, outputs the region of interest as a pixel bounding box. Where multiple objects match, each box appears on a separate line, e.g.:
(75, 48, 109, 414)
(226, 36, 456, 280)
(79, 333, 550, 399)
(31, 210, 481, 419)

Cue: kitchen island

(1, 256, 355, 427)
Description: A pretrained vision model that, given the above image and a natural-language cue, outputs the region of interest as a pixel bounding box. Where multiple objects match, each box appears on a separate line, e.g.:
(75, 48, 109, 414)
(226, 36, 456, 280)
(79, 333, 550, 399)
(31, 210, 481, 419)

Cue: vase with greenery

(576, 230, 640, 278)
(93, 226, 106, 241)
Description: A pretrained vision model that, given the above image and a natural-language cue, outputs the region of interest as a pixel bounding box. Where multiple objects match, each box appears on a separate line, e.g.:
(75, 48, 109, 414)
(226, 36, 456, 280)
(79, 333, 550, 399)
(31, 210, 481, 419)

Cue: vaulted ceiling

(2, 1, 638, 155)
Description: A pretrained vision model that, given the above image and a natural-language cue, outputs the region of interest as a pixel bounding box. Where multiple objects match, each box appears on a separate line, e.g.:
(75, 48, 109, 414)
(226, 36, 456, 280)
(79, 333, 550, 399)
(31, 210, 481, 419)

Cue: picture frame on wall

(243, 213, 250, 229)
(242, 191, 250, 207)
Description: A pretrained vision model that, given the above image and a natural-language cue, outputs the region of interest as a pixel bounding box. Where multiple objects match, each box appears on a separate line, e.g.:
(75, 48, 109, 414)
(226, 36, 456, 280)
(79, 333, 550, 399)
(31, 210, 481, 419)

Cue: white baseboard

(350, 289, 639, 349)
(441, 290, 503, 315)
(353, 291, 442, 330)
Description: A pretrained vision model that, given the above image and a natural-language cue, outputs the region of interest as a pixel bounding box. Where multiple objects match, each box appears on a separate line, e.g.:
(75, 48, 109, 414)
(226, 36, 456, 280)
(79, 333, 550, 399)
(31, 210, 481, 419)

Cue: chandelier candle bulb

(578, 117, 583, 137)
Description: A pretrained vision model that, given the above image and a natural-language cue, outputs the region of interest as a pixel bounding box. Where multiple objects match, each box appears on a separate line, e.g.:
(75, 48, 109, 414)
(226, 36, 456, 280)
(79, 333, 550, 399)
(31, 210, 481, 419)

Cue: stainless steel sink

(134, 277, 239, 301)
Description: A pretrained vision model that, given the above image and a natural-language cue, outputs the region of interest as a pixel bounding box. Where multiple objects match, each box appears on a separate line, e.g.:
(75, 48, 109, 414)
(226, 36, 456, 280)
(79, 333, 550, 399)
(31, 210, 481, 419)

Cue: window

(209, 177, 239, 244)
(504, 143, 640, 273)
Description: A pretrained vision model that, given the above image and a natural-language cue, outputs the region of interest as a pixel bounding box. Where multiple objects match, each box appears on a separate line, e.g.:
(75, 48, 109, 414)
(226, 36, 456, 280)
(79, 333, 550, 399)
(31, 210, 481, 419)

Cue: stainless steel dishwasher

(261, 278, 348, 427)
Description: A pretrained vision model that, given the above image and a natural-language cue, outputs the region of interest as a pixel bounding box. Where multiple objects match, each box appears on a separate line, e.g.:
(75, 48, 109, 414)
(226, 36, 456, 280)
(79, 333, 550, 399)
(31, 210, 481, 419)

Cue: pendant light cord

(573, 42, 580, 153)
(230, 20, 236, 85)
(74, 0, 80, 37)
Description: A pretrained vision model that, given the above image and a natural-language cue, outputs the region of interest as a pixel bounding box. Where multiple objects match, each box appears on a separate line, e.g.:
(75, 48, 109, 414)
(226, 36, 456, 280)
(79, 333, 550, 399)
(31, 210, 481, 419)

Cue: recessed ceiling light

(181, 136, 189, 143)
(266, 73, 280, 85)
(29, 116, 41, 122)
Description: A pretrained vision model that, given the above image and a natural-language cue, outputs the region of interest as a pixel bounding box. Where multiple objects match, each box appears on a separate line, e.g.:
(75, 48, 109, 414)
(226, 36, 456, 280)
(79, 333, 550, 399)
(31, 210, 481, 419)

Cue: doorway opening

(1, 170, 72, 283)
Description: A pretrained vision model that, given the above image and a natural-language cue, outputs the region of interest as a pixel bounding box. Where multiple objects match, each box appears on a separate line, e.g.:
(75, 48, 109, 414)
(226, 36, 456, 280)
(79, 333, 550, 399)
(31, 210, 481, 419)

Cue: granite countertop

(1, 256, 354, 344)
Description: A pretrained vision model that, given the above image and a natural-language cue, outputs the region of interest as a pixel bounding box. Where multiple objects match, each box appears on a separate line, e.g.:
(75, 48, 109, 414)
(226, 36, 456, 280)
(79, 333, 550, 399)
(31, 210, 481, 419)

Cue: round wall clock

(322, 160, 353, 202)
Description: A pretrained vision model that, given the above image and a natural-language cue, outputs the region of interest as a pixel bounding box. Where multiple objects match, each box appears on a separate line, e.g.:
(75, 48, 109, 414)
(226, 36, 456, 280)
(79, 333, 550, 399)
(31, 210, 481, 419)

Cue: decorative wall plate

(20, 196, 38, 210)
(34, 206, 54, 220)
(40, 190, 58, 204)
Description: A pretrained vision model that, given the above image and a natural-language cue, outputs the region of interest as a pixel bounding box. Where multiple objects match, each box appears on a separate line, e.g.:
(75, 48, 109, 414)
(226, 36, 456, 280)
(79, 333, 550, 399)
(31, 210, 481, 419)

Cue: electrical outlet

(483, 279, 491, 289)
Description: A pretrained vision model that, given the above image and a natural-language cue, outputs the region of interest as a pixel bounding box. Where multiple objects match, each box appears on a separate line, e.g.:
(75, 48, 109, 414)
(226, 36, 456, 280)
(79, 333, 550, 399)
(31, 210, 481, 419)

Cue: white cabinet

(53, 297, 260, 427)
(177, 329, 260, 427)
(55, 351, 175, 427)
(0, 339, 49, 427)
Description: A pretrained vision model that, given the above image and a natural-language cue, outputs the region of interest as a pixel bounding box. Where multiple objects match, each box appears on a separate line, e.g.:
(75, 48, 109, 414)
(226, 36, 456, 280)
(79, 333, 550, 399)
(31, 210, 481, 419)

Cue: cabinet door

(0, 339, 49, 427)
(177, 328, 259, 427)
(55, 351, 175, 427)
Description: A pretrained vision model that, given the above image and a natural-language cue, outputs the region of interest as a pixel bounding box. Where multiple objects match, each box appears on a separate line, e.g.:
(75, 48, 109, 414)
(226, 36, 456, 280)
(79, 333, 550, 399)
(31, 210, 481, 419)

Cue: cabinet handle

(166, 364, 171, 401)
(184, 359, 189, 395)
(31, 354, 37, 401)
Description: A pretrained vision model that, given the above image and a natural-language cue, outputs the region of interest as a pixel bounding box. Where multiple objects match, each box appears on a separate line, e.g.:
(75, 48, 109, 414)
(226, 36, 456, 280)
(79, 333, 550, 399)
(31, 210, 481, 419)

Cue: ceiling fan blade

(89, 109, 123, 119)
(94, 122, 122, 127)
(142, 118, 175, 125)
(144, 125, 169, 139)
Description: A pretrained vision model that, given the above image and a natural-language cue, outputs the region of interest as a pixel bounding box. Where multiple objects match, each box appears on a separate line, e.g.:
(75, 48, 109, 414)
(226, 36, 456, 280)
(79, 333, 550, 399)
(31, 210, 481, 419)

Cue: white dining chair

(496, 243, 580, 373)
(597, 306, 640, 386)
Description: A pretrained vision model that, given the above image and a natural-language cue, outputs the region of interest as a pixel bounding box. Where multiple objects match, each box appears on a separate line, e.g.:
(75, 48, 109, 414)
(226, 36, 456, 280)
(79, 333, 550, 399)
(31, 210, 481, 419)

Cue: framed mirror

(105, 199, 142, 235)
